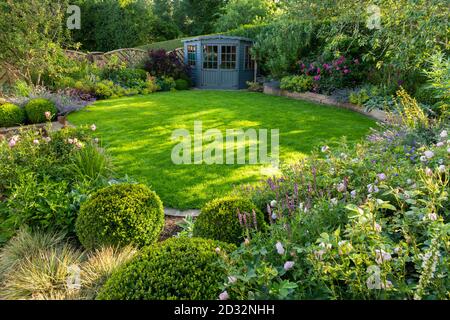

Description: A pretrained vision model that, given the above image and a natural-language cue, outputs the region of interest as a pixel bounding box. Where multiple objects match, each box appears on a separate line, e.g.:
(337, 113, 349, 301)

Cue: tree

(215, 0, 278, 32)
(0, 0, 71, 84)
(71, 0, 157, 52)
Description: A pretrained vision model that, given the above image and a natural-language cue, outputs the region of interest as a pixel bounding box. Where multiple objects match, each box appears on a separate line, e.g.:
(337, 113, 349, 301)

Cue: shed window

(220, 45, 236, 70)
(244, 46, 254, 70)
(187, 45, 197, 66)
(203, 45, 218, 69)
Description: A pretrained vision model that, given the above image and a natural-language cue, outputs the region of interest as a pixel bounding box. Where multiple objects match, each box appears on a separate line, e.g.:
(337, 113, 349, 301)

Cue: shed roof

(182, 35, 254, 43)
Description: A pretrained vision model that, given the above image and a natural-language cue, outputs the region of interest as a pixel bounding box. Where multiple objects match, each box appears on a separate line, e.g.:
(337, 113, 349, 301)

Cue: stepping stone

(164, 208, 200, 217)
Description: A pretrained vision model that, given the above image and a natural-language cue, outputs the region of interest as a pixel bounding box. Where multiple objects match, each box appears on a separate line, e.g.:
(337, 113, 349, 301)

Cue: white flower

(330, 198, 338, 206)
(219, 291, 229, 300)
(375, 249, 392, 264)
(425, 167, 433, 177)
(438, 165, 446, 173)
(93, 138, 99, 144)
(321, 145, 329, 153)
(215, 247, 221, 254)
(227, 276, 237, 284)
(44, 111, 52, 120)
(407, 179, 413, 185)
(377, 173, 387, 181)
(350, 190, 357, 198)
(426, 212, 438, 221)
(275, 242, 285, 255)
(67, 138, 74, 144)
(270, 200, 277, 208)
(271, 213, 277, 220)
(33, 139, 39, 145)
(90, 124, 97, 131)
(283, 261, 295, 271)
(424, 150, 434, 159)
(340, 153, 348, 159)
(420, 155, 427, 162)
(436, 142, 444, 147)
(43, 137, 51, 143)
(394, 247, 401, 254)
(440, 130, 448, 138)
(337, 183, 346, 193)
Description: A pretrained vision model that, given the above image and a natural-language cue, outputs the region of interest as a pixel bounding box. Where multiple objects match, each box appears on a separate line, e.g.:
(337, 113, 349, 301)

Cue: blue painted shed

(182, 35, 255, 89)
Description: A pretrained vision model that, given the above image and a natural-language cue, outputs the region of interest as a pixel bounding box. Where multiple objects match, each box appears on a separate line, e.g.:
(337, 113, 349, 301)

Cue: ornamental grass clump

(75, 183, 164, 250)
(97, 237, 235, 300)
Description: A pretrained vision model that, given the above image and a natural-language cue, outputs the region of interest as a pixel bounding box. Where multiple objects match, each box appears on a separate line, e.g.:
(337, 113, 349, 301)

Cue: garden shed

(182, 35, 255, 89)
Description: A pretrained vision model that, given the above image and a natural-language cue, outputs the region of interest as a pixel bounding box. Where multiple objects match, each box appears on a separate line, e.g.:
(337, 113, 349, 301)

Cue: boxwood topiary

(75, 183, 164, 250)
(193, 196, 265, 245)
(175, 79, 190, 90)
(97, 237, 235, 300)
(0, 103, 26, 127)
(24, 98, 57, 124)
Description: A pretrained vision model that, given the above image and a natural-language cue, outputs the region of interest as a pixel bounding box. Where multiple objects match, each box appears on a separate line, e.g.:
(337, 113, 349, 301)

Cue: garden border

(263, 82, 390, 122)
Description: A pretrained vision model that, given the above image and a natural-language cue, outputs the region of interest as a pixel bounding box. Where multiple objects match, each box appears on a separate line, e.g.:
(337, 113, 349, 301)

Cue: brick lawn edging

(263, 82, 391, 122)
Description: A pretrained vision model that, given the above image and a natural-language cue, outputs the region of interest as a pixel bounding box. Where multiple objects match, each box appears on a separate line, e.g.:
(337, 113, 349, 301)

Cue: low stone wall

(263, 83, 390, 122)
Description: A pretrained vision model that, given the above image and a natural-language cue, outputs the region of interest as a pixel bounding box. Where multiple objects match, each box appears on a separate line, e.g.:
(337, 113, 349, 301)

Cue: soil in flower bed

(159, 216, 183, 241)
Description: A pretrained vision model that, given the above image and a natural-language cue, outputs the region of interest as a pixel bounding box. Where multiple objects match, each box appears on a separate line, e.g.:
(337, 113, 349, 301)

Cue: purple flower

(284, 261, 295, 271)
(377, 173, 387, 181)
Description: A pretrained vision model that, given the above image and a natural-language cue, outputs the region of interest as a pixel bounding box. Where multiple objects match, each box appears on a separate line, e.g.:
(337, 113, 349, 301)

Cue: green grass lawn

(68, 90, 375, 209)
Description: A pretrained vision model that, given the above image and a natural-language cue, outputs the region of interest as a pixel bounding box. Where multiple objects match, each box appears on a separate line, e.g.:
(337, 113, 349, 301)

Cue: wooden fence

(64, 47, 185, 67)
(0, 47, 185, 91)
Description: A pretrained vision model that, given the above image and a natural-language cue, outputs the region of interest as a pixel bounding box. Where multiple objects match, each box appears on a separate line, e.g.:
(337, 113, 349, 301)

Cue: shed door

(201, 44, 238, 89)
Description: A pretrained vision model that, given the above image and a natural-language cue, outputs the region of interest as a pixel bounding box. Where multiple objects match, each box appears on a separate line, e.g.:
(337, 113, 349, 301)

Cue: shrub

(144, 49, 189, 79)
(97, 237, 236, 300)
(174, 79, 189, 90)
(102, 68, 148, 89)
(280, 75, 313, 93)
(93, 80, 116, 99)
(0, 103, 26, 127)
(24, 98, 57, 124)
(193, 196, 265, 245)
(157, 76, 176, 91)
(75, 184, 164, 249)
(349, 89, 370, 106)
